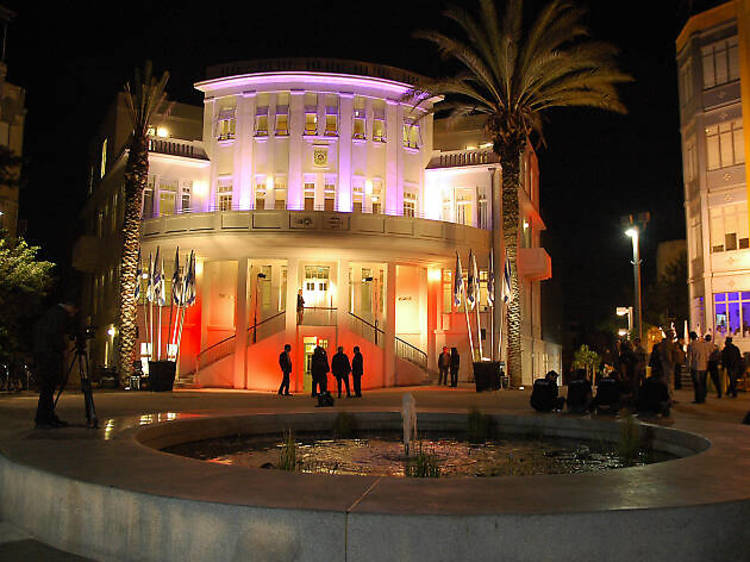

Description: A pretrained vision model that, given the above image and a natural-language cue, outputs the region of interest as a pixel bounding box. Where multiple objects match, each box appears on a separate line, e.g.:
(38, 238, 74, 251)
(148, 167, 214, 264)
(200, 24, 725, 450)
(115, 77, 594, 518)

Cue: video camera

(69, 324, 97, 354)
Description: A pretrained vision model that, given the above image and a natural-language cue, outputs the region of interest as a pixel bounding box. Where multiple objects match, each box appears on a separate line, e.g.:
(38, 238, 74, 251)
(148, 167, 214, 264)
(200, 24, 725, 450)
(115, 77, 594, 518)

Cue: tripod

(55, 335, 98, 429)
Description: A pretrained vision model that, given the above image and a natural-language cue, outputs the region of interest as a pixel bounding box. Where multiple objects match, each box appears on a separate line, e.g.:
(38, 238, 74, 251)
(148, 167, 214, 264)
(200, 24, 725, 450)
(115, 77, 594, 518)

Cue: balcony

(428, 148, 500, 169)
(148, 138, 208, 160)
(518, 247, 551, 281)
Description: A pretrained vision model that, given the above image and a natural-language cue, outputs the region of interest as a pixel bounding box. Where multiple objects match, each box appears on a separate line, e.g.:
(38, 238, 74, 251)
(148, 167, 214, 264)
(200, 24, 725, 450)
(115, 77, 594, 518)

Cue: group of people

(278, 344, 364, 398)
(531, 329, 747, 417)
(437, 346, 460, 387)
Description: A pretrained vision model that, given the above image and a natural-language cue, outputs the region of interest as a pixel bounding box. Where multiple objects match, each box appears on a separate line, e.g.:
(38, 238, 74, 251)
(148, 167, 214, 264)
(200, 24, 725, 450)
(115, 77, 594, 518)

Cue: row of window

(214, 92, 419, 148)
(714, 291, 750, 337)
(709, 203, 749, 253)
(679, 36, 740, 105)
(683, 118, 745, 177)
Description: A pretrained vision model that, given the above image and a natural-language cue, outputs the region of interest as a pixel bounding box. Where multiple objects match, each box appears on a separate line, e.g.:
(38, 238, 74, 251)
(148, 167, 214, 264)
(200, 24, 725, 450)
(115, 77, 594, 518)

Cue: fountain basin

(1, 410, 749, 561)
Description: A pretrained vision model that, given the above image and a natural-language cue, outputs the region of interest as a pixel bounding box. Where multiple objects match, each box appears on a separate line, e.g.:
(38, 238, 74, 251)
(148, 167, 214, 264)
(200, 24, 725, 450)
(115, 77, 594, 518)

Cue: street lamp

(616, 306, 633, 337)
(622, 213, 650, 342)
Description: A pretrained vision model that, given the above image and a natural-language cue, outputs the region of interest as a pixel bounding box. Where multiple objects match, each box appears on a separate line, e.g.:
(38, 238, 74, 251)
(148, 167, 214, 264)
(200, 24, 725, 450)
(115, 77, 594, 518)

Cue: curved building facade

(76, 59, 560, 390)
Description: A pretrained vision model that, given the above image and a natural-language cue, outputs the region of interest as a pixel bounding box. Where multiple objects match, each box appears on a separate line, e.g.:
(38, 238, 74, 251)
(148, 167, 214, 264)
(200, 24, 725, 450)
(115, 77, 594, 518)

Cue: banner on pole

(487, 251, 494, 308)
(453, 252, 464, 308)
(467, 250, 476, 310)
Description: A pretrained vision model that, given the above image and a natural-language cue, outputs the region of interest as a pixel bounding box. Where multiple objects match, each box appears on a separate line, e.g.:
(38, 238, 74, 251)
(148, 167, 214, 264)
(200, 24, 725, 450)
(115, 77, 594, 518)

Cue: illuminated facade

(75, 59, 560, 390)
(677, 2, 750, 348)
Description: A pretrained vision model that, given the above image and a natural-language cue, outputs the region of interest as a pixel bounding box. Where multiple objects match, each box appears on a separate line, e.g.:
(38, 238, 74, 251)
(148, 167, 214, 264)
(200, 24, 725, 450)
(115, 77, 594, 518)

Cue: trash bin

(473, 361, 501, 392)
(148, 360, 176, 392)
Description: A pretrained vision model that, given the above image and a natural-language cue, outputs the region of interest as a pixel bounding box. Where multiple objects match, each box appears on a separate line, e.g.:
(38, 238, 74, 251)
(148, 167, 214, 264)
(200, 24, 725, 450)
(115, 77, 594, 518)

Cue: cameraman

(32, 297, 78, 428)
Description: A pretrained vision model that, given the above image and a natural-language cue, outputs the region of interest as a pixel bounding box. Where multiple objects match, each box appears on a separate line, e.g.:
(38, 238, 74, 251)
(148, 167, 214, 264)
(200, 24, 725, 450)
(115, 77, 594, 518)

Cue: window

(403, 191, 416, 218)
(706, 119, 745, 170)
(217, 178, 233, 212)
(403, 122, 419, 149)
(100, 138, 107, 178)
(353, 97, 366, 139)
(274, 177, 288, 210)
(521, 218, 532, 248)
(324, 181, 335, 211)
(181, 180, 192, 212)
(275, 93, 289, 136)
(255, 95, 269, 136)
(710, 203, 749, 253)
(372, 101, 386, 142)
(143, 176, 155, 218)
(352, 184, 363, 213)
(679, 61, 694, 105)
(304, 93, 318, 135)
(325, 95, 338, 136)
(713, 291, 750, 337)
(304, 181, 315, 211)
(159, 178, 178, 216)
(684, 136, 698, 182)
(255, 180, 266, 210)
(690, 214, 702, 258)
(371, 180, 383, 214)
(455, 188, 473, 226)
(217, 107, 236, 141)
(442, 269, 453, 318)
(478, 193, 488, 229)
(702, 37, 739, 89)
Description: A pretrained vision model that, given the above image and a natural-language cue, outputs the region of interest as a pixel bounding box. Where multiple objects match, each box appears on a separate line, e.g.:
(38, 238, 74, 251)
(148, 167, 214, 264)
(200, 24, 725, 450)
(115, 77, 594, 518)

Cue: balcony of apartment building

(148, 137, 208, 161)
(427, 147, 500, 169)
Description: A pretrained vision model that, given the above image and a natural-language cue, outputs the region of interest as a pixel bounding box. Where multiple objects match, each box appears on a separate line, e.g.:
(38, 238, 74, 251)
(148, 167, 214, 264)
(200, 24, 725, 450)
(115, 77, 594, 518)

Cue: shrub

(404, 442, 441, 478)
(278, 429, 297, 471)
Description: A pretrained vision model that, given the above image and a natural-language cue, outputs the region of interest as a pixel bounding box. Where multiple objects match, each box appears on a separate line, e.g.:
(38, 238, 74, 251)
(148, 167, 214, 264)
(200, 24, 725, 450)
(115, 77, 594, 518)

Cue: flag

(502, 249, 512, 304)
(487, 251, 494, 308)
(467, 250, 477, 310)
(183, 250, 196, 306)
(152, 247, 165, 306)
(157, 254, 166, 306)
(146, 252, 154, 303)
(453, 252, 463, 308)
(134, 249, 142, 301)
(172, 247, 182, 305)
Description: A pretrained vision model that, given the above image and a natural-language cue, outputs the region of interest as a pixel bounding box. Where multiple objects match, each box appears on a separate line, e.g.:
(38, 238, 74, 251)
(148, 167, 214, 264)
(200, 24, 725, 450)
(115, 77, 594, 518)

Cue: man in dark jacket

(437, 346, 450, 386)
(33, 300, 77, 428)
(311, 345, 330, 396)
(530, 371, 565, 412)
(590, 371, 621, 414)
(449, 347, 460, 387)
(566, 369, 592, 414)
(722, 337, 743, 398)
(351, 346, 364, 397)
(278, 344, 292, 396)
(706, 334, 722, 398)
(331, 346, 352, 398)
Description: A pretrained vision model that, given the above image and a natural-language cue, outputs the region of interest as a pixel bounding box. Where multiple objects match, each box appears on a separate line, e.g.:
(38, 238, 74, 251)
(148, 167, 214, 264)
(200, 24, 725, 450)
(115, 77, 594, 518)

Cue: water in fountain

(401, 393, 417, 456)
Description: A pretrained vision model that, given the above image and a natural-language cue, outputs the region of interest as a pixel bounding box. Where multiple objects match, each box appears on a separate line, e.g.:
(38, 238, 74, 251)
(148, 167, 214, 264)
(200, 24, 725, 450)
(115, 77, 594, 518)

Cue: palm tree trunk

(501, 152, 522, 387)
(117, 136, 149, 379)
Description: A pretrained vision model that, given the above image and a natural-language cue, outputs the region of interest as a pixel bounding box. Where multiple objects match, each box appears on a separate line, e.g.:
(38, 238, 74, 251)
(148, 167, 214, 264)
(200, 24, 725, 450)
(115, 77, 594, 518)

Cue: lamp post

(623, 213, 650, 343)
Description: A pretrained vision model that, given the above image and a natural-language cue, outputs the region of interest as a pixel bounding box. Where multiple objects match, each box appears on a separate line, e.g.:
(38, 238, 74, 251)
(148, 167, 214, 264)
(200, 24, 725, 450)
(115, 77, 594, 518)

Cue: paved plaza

(0, 384, 748, 560)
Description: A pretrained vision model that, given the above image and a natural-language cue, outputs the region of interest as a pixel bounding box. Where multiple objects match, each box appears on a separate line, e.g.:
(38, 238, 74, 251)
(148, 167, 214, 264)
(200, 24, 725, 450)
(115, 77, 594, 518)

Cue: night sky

(3, 0, 724, 338)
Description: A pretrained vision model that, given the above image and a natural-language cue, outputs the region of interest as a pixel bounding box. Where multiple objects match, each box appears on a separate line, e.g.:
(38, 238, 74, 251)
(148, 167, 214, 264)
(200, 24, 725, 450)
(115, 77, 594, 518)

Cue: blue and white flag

(467, 250, 477, 310)
(152, 247, 165, 306)
(453, 252, 464, 308)
(145, 252, 154, 303)
(502, 249, 513, 304)
(183, 250, 196, 307)
(134, 249, 142, 301)
(487, 251, 494, 308)
(171, 247, 182, 306)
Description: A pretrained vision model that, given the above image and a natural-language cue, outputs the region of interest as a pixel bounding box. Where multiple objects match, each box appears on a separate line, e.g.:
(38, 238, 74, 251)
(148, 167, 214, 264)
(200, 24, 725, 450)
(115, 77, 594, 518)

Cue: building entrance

(303, 336, 329, 393)
(303, 265, 330, 308)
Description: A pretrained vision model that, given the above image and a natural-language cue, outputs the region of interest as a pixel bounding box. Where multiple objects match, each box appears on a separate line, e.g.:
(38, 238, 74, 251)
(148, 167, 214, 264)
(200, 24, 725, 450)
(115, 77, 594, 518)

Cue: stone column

(426, 266, 440, 371)
(336, 258, 350, 345)
(385, 100, 401, 216)
(233, 258, 249, 389)
(384, 262, 397, 387)
(198, 258, 208, 353)
(237, 93, 254, 210)
(285, 257, 300, 391)
(338, 93, 353, 212)
(288, 91, 304, 210)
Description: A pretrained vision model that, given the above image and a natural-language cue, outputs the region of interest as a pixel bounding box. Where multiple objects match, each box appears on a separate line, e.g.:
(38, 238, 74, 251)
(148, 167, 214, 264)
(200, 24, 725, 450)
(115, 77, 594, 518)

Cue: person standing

(331, 346, 352, 398)
(618, 340, 637, 405)
(705, 334, 722, 398)
(437, 346, 450, 386)
(449, 347, 460, 388)
(673, 339, 685, 391)
(277, 344, 292, 396)
(722, 336, 743, 398)
(687, 331, 709, 404)
(351, 346, 364, 397)
(659, 331, 677, 394)
(296, 289, 305, 325)
(633, 337, 647, 389)
(33, 299, 77, 428)
(311, 345, 330, 396)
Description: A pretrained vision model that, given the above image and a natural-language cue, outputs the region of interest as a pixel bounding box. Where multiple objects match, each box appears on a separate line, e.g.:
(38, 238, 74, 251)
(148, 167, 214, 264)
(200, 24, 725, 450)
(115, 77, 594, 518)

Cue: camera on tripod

(70, 325, 96, 353)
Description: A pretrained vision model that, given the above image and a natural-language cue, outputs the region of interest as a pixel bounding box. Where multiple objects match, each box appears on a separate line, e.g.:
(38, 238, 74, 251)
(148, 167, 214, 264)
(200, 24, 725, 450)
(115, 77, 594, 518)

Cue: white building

(677, 2, 750, 348)
(75, 59, 560, 390)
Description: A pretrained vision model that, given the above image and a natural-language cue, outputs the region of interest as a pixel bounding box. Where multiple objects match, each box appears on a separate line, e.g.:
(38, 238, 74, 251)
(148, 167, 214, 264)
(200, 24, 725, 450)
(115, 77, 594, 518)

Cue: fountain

(401, 393, 417, 456)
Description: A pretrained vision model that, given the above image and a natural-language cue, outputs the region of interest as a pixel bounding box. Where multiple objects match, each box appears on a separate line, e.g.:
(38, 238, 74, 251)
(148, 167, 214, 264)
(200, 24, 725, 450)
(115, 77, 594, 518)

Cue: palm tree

(413, 0, 631, 385)
(117, 62, 170, 379)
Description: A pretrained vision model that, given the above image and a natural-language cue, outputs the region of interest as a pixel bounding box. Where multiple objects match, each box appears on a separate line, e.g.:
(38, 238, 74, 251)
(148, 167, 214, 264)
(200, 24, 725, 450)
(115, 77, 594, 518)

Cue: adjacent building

(0, 6, 25, 238)
(677, 1, 750, 348)
(74, 59, 560, 390)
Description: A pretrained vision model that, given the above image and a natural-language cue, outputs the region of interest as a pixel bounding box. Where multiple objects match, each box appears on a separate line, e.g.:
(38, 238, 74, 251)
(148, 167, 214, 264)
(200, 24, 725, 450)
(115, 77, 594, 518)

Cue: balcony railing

(428, 148, 500, 169)
(148, 138, 208, 160)
(300, 307, 337, 326)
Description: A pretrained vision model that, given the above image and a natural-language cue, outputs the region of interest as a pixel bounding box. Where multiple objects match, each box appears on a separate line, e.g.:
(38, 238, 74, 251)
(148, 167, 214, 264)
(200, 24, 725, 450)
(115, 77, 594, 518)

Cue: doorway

(303, 336, 329, 393)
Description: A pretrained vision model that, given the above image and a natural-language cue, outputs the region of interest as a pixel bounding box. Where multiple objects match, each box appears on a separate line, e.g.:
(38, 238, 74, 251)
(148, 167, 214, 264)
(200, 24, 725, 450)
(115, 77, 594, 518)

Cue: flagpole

(471, 252, 483, 360)
(462, 280, 475, 361)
